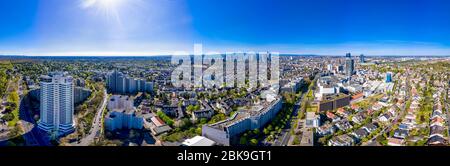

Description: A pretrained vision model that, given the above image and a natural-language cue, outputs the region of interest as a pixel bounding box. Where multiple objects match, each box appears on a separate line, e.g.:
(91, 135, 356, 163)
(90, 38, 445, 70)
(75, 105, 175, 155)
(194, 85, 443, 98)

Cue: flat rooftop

(207, 97, 281, 130)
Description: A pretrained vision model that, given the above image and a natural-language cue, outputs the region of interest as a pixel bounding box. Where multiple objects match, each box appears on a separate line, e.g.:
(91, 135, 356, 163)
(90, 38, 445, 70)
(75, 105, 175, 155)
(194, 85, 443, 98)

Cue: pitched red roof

(326, 112, 336, 119)
(351, 93, 364, 100)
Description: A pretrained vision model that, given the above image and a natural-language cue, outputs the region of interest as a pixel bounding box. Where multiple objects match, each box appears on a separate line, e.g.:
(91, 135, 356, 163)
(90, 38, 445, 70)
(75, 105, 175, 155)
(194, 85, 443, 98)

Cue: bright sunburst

(80, 0, 126, 24)
(81, 0, 124, 9)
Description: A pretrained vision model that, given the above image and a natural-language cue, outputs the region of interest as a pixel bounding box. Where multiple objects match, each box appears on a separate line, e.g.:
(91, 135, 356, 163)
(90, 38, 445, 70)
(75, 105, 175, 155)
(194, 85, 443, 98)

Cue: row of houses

(388, 83, 420, 146)
(327, 122, 379, 146)
(316, 104, 385, 146)
(426, 90, 448, 145)
(324, 95, 392, 146)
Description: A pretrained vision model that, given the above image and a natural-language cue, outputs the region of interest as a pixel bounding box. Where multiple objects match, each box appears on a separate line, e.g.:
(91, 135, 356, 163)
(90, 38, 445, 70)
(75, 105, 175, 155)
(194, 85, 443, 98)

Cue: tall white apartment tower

(38, 72, 75, 136)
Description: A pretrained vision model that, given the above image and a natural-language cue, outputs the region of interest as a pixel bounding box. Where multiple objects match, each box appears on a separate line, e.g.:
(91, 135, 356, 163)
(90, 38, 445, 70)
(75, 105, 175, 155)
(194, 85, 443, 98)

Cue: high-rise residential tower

(107, 70, 153, 94)
(38, 72, 75, 136)
(107, 70, 126, 94)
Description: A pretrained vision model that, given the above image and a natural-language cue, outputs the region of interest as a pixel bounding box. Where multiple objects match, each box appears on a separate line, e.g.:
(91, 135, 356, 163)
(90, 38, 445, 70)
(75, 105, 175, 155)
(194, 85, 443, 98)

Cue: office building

(386, 72, 393, 83)
(317, 76, 340, 98)
(345, 53, 355, 77)
(38, 72, 75, 136)
(318, 94, 351, 112)
(359, 54, 365, 63)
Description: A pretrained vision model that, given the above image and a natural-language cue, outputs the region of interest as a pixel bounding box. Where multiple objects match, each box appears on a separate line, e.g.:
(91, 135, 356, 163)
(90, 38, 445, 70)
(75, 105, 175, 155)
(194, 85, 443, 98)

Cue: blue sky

(1, 0, 450, 55)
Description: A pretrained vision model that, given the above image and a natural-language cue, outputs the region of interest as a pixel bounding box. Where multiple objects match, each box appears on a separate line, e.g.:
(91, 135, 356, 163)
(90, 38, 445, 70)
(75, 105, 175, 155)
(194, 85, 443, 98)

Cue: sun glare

(80, 0, 126, 24)
(81, 0, 124, 9)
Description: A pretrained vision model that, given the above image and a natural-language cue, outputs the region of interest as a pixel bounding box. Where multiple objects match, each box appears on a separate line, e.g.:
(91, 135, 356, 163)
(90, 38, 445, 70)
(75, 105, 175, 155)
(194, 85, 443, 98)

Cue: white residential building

(104, 95, 144, 131)
(38, 72, 75, 136)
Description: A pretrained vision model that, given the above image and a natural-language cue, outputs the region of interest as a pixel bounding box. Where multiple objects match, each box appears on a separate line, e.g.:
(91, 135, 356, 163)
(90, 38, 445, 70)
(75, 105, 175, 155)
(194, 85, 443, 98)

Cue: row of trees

(156, 110, 175, 126)
(0, 61, 13, 97)
(161, 117, 203, 142)
(162, 112, 227, 142)
(2, 91, 20, 127)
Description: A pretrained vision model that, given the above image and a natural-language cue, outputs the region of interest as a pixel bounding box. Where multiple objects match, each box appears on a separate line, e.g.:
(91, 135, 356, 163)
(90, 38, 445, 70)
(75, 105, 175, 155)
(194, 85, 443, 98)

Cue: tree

(267, 125, 273, 131)
(194, 105, 201, 111)
(82, 104, 88, 110)
(263, 128, 270, 135)
(252, 129, 260, 135)
(1, 113, 14, 121)
(318, 137, 328, 145)
(195, 127, 202, 135)
(209, 113, 226, 124)
(180, 118, 193, 129)
(249, 139, 258, 146)
(7, 91, 19, 104)
(361, 138, 368, 143)
(293, 136, 300, 145)
(156, 110, 174, 126)
(239, 136, 248, 145)
(186, 105, 196, 114)
(199, 118, 208, 125)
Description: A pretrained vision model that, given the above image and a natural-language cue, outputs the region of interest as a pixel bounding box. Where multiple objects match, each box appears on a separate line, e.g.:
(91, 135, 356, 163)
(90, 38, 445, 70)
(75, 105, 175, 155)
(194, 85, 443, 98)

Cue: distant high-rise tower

(345, 53, 355, 77)
(346, 53, 351, 58)
(360, 54, 365, 63)
(38, 72, 75, 136)
(386, 72, 393, 83)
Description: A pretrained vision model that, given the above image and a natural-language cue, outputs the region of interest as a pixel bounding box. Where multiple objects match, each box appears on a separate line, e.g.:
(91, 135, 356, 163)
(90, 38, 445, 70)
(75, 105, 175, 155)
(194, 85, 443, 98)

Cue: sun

(81, 0, 124, 9)
(80, 0, 126, 24)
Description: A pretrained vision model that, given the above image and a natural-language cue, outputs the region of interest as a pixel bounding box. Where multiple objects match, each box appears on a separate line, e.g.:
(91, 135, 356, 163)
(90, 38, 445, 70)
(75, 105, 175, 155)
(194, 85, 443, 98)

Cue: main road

(275, 92, 307, 146)
(76, 89, 108, 146)
(276, 73, 319, 146)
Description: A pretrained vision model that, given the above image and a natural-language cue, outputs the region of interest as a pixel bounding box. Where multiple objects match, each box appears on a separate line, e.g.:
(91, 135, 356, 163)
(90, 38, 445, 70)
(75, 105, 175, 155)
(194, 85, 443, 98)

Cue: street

(76, 89, 108, 146)
(276, 74, 318, 146)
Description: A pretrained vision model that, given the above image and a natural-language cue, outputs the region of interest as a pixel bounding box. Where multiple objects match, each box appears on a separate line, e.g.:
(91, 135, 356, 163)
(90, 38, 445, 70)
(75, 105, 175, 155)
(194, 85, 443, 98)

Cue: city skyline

(2, 0, 450, 56)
